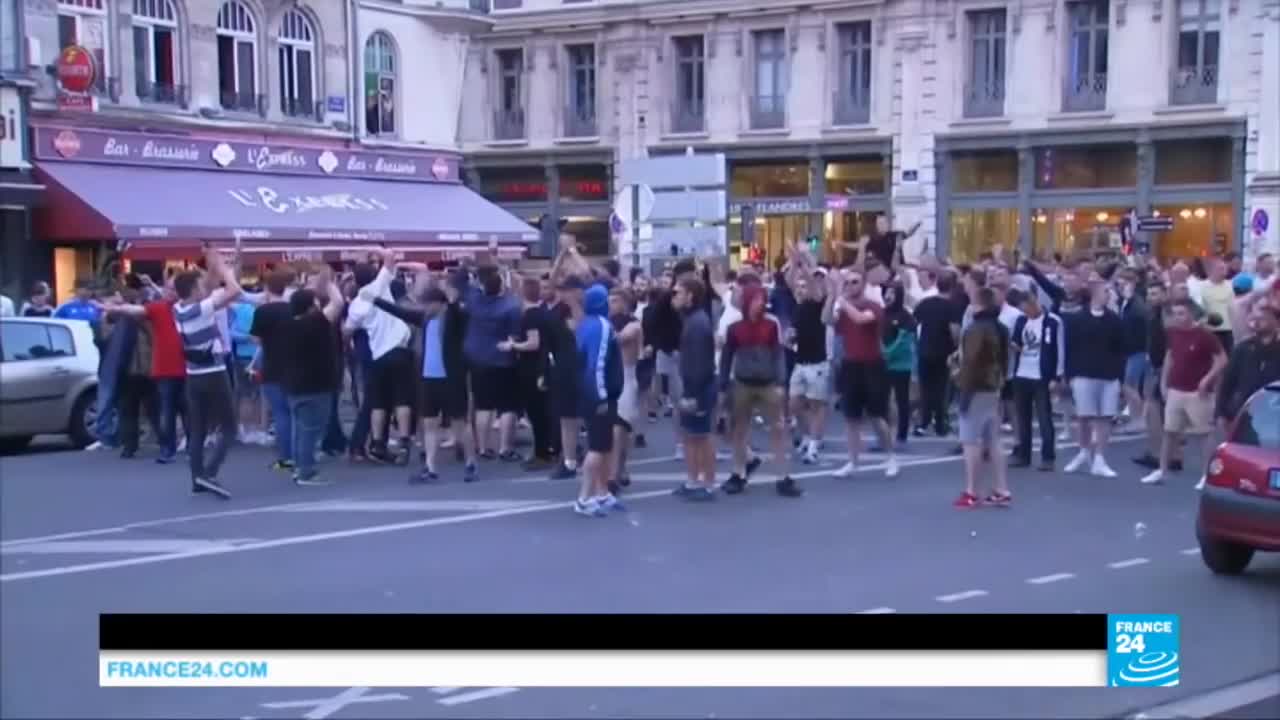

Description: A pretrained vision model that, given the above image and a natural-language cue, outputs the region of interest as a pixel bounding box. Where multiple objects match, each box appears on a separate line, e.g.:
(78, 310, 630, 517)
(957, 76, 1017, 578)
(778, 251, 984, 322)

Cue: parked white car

(0, 317, 99, 452)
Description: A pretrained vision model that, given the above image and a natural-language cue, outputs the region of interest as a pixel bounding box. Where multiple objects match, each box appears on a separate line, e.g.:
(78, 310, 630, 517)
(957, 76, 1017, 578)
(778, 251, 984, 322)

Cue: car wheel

(68, 390, 97, 449)
(0, 436, 33, 454)
(1198, 536, 1255, 575)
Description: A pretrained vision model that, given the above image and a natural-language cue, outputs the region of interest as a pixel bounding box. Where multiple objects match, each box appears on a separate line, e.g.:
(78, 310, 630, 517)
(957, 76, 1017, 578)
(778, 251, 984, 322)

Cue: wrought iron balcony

(1062, 72, 1107, 112)
(832, 90, 870, 125)
(963, 79, 1005, 118)
(220, 89, 258, 113)
(670, 98, 705, 134)
(749, 94, 786, 130)
(1170, 65, 1218, 106)
(563, 103, 597, 137)
(136, 81, 185, 106)
(281, 97, 323, 119)
(493, 107, 526, 140)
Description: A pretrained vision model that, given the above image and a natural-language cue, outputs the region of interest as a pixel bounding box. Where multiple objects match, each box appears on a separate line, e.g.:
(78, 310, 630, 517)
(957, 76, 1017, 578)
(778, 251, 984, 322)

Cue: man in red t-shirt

(1141, 298, 1226, 487)
(825, 269, 898, 479)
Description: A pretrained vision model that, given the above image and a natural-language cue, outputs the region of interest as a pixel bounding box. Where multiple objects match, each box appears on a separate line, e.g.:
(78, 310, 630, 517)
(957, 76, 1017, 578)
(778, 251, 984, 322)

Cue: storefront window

(729, 213, 810, 269)
(1030, 207, 1130, 259)
(826, 209, 880, 265)
(949, 209, 1019, 264)
(1034, 144, 1136, 189)
(558, 164, 611, 202)
(564, 218, 609, 257)
(731, 161, 808, 197)
(1151, 203, 1234, 259)
(951, 150, 1018, 193)
(1155, 138, 1231, 185)
(825, 158, 884, 196)
(479, 167, 547, 203)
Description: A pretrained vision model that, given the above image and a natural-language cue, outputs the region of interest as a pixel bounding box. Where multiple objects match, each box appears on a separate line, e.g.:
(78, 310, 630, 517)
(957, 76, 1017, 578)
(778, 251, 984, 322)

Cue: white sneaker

(84, 441, 105, 451)
(674, 444, 684, 460)
(1091, 454, 1117, 478)
(1064, 450, 1092, 473)
(834, 461, 857, 478)
(885, 455, 900, 478)
(1139, 469, 1164, 485)
(1194, 476, 1206, 491)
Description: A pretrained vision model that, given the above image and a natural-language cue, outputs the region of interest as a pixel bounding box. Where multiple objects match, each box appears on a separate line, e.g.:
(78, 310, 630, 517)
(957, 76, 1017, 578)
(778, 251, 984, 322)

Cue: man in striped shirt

(172, 245, 243, 498)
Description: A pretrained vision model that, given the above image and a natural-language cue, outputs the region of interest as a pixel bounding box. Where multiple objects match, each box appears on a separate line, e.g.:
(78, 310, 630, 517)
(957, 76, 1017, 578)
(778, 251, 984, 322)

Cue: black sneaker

(617, 473, 631, 488)
(409, 469, 438, 485)
(270, 459, 296, 472)
(648, 411, 659, 424)
(716, 418, 727, 435)
(499, 450, 523, 463)
(549, 463, 577, 480)
(193, 477, 231, 499)
(1037, 460, 1055, 472)
(722, 474, 748, 495)
(367, 446, 394, 464)
(478, 449, 498, 461)
(1132, 453, 1159, 470)
(776, 477, 804, 497)
(119, 449, 136, 459)
(607, 480, 622, 496)
(912, 426, 928, 438)
(463, 463, 478, 483)
(634, 434, 647, 449)
(1009, 457, 1031, 469)
(1169, 459, 1184, 472)
(744, 456, 763, 478)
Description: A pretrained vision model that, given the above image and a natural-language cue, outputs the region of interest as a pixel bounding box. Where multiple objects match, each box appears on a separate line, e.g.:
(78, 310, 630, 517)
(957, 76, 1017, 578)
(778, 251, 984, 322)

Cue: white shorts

(1070, 377, 1121, 418)
(617, 365, 640, 427)
(789, 362, 831, 402)
(656, 350, 680, 376)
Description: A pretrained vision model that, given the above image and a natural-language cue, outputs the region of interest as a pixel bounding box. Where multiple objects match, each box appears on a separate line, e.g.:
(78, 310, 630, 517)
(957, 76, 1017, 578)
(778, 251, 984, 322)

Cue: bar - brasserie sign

(32, 125, 459, 183)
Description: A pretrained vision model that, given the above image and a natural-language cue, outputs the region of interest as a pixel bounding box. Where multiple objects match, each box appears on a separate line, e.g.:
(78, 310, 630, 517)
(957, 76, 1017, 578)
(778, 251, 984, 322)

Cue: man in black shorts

(547, 276, 586, 479)
(572, 284, 624, 517)
(463, 265, 524, 461)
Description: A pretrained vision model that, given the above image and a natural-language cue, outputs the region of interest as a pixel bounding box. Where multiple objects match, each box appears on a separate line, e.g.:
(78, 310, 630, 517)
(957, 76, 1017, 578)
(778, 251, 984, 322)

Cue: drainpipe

(348, 0, 359, 145)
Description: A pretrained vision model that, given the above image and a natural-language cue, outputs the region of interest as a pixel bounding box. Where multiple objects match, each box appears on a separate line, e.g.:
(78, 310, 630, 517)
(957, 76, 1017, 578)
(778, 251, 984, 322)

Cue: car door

(0, 322, 78, 435)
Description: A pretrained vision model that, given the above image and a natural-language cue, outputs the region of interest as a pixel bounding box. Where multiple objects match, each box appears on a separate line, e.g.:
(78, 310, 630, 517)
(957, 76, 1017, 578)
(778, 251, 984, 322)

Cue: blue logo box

(1107, 614, 1180, 687)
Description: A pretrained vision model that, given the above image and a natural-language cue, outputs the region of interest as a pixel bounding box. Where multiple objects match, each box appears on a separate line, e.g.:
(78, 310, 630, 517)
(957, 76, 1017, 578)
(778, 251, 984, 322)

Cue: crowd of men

(6, 219, 1280, 516)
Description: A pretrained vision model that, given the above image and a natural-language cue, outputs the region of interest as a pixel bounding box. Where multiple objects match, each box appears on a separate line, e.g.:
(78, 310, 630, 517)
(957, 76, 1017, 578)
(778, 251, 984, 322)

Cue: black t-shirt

(914, 295, 963, 361)
(545, 301, 579, 379)
(281, 312, 339, 395)
(519, 305, 553, 382)
(249, 301, 292, 384)
(793, 299, 827, 364)
(867, 231, 903, 268)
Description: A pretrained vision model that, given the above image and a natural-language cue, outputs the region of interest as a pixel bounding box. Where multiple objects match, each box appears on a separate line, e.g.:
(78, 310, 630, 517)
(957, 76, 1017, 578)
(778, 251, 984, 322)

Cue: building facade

(2, 0, 42, 300)
(448, 0, 1280, 266)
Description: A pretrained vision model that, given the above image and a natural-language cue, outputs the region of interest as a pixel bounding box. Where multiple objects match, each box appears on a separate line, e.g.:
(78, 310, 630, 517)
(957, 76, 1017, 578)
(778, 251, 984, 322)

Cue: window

(1031, 206, 1131, 258)
(364, 32, 396, 136)
(1034, 144, 1136, 189)
(215, 1, 258, 112)
(951, 150, 1018, 193)
(966, 10, 1006, 118)
(494, 48, 524, 140)
(825, 159, 885, 196)
(950, 209, 1020, 264)
(1064, 0, 1108, 112)
(564, 44, 596, 137)
(731, 162, 809, 197)
(1155, 138, 1231, 185)
(132, 0, 178, 104)
(278, 11, 316, 118)
(1232, 388, 1280, 450)
(672, 35, 705, 133)
(57, 0, 108, 96)
(1173, 0, 1220, 105)
(835, 22, 872, 125)
(751, 29, 786, 129)
(1, 323, 74, 362)
(559, 164, 611, 202)
(1151, 203, 1234, 259)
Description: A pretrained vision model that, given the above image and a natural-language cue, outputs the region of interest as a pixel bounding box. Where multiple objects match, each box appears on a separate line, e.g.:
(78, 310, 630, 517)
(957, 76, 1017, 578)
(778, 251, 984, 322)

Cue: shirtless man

(610, 287, 643, 492)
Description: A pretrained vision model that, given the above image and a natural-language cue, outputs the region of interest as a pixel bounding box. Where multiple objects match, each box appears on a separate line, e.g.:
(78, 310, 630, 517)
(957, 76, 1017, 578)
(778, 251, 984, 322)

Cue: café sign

(227, 186, 391, 214)
(56, 45, 97, 111)
(32, 125, 460, 183)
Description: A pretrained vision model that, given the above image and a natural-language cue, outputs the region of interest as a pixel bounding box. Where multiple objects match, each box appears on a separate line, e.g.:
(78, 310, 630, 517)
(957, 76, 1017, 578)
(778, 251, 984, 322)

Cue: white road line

(1180, 547, 1201, 556)
(1128, 672, 1280, 719)
(429, 687, 460, 694)
(1108, 557, 1150, 569)
(1026, 573, 1076, 585)
(259, 687, 410, 719)
(435, 687, 520, 706)
(279, 500, 544, 513)
(935, 590, 988, 603)
(1, 538, 259, 555)
(857, 607, 897, 614)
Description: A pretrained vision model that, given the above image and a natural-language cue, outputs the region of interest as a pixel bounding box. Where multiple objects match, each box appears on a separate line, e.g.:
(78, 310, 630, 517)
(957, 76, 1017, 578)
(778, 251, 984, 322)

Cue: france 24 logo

(1107, 614, 1180, 687)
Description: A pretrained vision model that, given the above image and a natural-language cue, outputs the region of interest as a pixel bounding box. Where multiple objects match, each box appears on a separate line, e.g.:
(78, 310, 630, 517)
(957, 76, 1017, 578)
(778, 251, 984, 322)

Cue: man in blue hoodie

(572, 284, 625, 517)
(465, 265, 524, 461)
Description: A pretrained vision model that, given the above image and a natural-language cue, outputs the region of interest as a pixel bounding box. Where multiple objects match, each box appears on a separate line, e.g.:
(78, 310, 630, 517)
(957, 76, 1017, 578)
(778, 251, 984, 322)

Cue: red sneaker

(953, 492, 979, 509)
(984, 491, 1013, 508)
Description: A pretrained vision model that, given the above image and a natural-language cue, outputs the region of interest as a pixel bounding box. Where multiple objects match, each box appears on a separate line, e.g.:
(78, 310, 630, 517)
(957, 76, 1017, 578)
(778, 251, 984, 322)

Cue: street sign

(613, 183, 656, 224)
(615, 152, 728, 269)
(1253, 209, 1270, 235)
(618, 153, 726, 188)
(1136, 216, 1174, 232)
(647, 190, 725, 223)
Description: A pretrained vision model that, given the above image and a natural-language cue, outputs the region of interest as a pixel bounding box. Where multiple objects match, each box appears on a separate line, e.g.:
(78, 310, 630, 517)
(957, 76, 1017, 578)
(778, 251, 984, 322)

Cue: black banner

(100, 614, 1106, 652)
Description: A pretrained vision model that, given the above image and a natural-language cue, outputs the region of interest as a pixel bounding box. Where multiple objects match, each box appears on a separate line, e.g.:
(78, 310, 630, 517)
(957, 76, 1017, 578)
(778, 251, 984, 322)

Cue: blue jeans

(261, 382, 293, 463)
(289, 392, 331, 478)
(322, 391, 347, 455)
(94, 370, 121, 446)
(348, 366, 373, 456)
(155, 378, 186, 457)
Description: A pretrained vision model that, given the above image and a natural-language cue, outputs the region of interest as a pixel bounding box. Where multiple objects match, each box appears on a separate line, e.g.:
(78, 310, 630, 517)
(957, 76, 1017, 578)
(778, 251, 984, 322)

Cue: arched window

(132, 0, 179, 103)
(364, 32, 396, 136)
(215, 1, 258, 112)
(277, 10, 316, 118)
(56, 0, 108, 95)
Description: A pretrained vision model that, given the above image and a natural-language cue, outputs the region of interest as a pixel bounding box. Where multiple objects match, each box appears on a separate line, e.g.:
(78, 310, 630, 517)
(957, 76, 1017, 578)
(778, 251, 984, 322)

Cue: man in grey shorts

(953, 287, 1012, 508)
(1062, 274, 1128, 478)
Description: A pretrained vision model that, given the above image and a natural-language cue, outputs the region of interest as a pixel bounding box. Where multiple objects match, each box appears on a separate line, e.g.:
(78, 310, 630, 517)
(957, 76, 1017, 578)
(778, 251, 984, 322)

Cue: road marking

(260, 687, 410, 720)
(1128, 672, 1280, 719)
(1026, 573, 1076, 585)
(1, 538, 258, 555)
(1180, 547, 1200, 556)
(1108, 557, 1150, 569)
(935, 590, 988, 603)
(857, 607, 896, 614)
(279, 500, 544, 513)
(429, 687, 460, 694)
(436, 687, 520, 706)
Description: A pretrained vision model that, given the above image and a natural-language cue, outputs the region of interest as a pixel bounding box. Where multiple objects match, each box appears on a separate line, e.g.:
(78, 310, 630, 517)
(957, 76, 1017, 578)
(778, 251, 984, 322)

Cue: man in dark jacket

(1063, 274, 1128, 478)
(1117, 270, 1150, 430)
(673, 275, 718, 501)
(954, 287, 1011, 508)
(1216, 303, 1280, 431)
(1010, 291, 1063, 471)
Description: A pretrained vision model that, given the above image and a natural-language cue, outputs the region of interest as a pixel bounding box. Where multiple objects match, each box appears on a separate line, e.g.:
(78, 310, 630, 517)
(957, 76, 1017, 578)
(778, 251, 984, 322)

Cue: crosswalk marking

(2, 538, 259, 556)
(436, 687, 519, 706)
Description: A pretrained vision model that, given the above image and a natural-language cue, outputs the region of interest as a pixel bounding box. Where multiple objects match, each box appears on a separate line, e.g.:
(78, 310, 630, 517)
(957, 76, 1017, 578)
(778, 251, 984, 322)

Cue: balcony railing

(749, 94, 786, 130)
(832, 90, 871, 125)
(281, 97, 324, 119)
(1170, 65, 1218, 106)
(493, 107, 526, 140)
(137, 81, 186, 107)
(670, 98, 705, 134)
(963, 79, 1005, 118)
(220, 89, 260, 113)
(1063, 72, 1107, 112)
(563, 103, 597, 137)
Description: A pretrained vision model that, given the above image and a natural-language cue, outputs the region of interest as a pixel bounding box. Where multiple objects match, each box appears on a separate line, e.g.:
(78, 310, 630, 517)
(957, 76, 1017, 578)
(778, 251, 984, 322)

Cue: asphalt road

(1, 423, 1277, 719)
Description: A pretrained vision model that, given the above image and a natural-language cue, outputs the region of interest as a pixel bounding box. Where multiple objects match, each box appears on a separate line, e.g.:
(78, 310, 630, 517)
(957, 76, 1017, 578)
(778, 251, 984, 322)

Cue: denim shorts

(1124, 353, 1149, 390)
(679, 386, 717, 436)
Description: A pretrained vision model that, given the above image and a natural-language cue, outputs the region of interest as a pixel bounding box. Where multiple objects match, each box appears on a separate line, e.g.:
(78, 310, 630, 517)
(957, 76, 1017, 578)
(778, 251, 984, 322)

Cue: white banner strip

(99, 650, 1107, 687)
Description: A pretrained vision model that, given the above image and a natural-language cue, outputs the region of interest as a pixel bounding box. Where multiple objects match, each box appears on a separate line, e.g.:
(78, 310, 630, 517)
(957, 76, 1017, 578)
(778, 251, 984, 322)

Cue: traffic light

(806, 235, 820, 253)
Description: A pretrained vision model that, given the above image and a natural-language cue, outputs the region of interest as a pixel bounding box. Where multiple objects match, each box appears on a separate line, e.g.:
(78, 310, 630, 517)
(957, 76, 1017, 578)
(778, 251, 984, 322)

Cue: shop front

(1, 83, 45, 300)
(465, 154, 613, 258)
(31, 123, 538, 297)
(936, 123, 1244, 264)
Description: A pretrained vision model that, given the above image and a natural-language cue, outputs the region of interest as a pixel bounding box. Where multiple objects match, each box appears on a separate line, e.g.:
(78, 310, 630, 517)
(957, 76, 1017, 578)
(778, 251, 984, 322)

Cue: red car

(1197, 382, 1280, 574)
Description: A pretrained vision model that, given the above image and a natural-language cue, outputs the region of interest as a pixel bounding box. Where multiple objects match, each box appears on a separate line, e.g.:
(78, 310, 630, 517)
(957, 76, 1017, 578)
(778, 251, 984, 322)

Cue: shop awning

(34, 162, 540, 259)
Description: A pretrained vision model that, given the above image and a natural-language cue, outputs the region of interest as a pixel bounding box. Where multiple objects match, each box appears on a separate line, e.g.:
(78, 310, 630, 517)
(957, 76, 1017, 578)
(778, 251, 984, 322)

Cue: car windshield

(1231, 389, 1280, 450)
